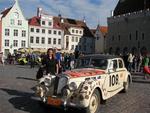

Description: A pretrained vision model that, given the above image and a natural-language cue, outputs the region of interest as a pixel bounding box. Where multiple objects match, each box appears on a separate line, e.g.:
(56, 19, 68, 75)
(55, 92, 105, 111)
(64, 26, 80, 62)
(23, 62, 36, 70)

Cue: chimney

(111, 10, 114, 17)
(61, 18, 64, 23)
(37, 7, 42, 17)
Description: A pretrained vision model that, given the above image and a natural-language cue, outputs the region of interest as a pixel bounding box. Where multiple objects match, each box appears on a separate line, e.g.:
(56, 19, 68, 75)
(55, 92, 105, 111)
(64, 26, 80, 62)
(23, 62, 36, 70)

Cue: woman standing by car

(42, 48, 59, 75)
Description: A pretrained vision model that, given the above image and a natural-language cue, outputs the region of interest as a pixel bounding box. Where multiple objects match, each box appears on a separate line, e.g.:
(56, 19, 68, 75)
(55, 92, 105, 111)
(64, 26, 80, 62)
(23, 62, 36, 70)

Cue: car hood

(64, 68, 105, 78)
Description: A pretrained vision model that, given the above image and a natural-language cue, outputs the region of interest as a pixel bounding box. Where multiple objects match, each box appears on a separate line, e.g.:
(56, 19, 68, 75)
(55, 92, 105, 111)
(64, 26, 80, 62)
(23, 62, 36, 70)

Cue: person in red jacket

(143, 54, 150, 79)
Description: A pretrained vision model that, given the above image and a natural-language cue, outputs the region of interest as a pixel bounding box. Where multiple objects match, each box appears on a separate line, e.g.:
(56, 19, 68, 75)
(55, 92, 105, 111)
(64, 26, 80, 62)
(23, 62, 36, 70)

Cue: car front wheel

(84, 89, 100, 113)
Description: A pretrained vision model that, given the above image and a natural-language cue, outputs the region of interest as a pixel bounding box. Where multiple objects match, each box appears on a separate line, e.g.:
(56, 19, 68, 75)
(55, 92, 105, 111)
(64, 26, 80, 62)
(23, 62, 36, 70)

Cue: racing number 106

(109, 74, 119, 87)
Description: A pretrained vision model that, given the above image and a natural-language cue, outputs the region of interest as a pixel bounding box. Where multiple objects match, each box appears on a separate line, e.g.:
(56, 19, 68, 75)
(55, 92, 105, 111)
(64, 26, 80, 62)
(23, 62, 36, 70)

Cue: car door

(105, 59, 121, 94)
(116, 59, 126, 87)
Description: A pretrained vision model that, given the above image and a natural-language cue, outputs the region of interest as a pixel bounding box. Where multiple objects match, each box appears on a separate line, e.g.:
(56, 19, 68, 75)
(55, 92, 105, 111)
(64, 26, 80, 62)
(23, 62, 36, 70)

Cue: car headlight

(62, 88, 71, 97)
(44, 78, 51, 86)
(68, 82, 77, 91)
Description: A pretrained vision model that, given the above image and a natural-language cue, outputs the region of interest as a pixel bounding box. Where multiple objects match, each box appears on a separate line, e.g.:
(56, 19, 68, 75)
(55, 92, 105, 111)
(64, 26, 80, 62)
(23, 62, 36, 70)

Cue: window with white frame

(53, 30, 57, 35)
(72, 29, 74, 33)
(76, 30, 78, 33)
(14, 29, 18, 36)
(48, 38, 51, 44)
(5, 40, 9, 47)
(36, 28, 40, 33)
(72, 36, 74, 42)
(58, 31, 61, 35)
(71, 45, 74, 50)
(58, 39, 61, 44)
(42, 21, 45, 25)
(41, 37, 45, 44)
(36, 37, 39, 43)
(53, 38, 56, 44)
(10, 19, 15, 25)
(80, 30, 82, 34)
(48, 22, 52, 26)
(21, 41, 26, 47)
(31, 28, 34, 32)
(30, 36, 34, 43)
(13, 40, 18, 47)
(18, 20, 22, 25)
(42, 29, 45, 33)
(22, 30, 26, 37)
(48, 30, 51, 34)
(5, 29, 10, 36)
(76, 37, 78, 42)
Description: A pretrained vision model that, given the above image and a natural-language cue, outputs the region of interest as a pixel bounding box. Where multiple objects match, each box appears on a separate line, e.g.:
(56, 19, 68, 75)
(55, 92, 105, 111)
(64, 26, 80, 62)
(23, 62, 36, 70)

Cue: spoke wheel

(84, 89, 100, 113)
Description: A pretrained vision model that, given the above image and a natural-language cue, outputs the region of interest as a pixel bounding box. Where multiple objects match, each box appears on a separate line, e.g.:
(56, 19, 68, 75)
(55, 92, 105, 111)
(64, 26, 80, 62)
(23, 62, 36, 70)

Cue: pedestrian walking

(143, 54, 150, 79)
(127, 53, 134, 72)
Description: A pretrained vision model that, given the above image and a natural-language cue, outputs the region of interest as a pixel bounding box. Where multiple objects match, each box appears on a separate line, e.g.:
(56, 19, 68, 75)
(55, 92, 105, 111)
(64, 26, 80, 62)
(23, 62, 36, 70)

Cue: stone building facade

(107, 0, 150, 55)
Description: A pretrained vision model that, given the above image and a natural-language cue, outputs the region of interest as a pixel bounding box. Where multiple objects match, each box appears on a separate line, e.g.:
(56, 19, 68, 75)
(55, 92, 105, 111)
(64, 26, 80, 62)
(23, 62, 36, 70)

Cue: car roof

(79, 54, 121, 59)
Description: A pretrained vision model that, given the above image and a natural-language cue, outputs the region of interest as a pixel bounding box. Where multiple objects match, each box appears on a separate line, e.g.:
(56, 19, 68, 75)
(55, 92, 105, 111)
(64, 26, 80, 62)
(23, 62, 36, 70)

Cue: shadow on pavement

(16, 77, 37, 81)
(132, 79, 150, 84)
(0, 88, 79, 113)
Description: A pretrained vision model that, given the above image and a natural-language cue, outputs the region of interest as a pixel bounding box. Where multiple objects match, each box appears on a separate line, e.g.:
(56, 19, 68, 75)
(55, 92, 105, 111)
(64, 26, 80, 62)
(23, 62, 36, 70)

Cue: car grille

(53, 76, 68, 95)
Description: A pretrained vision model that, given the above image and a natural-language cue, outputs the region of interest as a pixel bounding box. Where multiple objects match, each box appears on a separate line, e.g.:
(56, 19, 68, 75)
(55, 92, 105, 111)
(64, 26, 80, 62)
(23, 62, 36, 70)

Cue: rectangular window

(18, 20, 22, 25)
(5, 29, 10, 36)
(136, 30, 138, 40)
(129, 34, 131, 40)
(76, 30, 78, 33)
(21, 41, 26, 47)
(42, 29, 45, 33)
(112, 36, 114, 41)
(10, 19, 15, 25)
(53, 30, 57, 34)
(31, 28, 34, 32)
(80, 30, 82, 34)
(58, 31, 61, 35)
(118, 35, 120, 41)
(72, 29, 74, 33)
(48, 30, 51, 34)
(58, 39, 61, 44)
(72, 36, 74, 42)
(14, 29, 18, 36)
(30, 36, 34, 43)
(36, 37, 39, 43)
(142, 33, 145, 40)
(22, 30, 26, 37)
(41, 37, 45, 44)
(53, 38, 56, 44)
(71, 45, 74, 50)
(5, 40, 9, 47)
(36, 29, 40, 33)
(42, 21, 45, 25)
(76, 37, 78, 42)
(48, 38, 51, 44)
(13, 40, 18, 47)
(49, 22, 52, 26)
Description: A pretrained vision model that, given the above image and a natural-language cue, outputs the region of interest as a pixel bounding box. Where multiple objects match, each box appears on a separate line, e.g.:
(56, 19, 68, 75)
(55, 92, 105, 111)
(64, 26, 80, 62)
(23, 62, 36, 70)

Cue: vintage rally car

(35, 54, 132, 113)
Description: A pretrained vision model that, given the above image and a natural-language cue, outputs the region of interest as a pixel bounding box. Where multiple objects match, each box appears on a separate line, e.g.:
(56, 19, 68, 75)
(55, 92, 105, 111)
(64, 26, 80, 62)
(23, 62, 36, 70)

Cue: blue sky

(0, 0, 119, 28)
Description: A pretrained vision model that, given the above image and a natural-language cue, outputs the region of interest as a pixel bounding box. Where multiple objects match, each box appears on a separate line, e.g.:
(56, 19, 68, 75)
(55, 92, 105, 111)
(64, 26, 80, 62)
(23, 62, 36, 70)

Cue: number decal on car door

(109, 74, 119, 87)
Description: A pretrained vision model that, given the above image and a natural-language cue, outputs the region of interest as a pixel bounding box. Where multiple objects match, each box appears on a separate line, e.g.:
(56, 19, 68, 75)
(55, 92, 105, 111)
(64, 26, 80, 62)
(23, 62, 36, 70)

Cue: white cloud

(0, 0, 119, 28)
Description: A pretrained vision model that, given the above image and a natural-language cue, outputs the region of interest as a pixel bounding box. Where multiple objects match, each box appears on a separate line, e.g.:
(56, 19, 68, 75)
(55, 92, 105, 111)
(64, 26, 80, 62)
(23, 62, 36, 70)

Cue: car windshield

(76, 58, 108, 70)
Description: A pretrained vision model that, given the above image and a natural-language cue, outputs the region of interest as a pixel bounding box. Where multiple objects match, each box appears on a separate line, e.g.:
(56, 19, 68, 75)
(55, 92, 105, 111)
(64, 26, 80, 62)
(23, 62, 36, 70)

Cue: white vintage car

(36, 54, 132, 113)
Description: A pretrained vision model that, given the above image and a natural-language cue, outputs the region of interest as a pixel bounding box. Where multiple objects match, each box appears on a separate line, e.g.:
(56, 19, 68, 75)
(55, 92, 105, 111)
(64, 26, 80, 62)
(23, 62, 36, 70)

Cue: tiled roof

(99, 26, 108, 35)
(114, 0, 150, 16)
(28, 16, 41, 26)
(1, 7, 12, 18)
(53, 16, 94, 37)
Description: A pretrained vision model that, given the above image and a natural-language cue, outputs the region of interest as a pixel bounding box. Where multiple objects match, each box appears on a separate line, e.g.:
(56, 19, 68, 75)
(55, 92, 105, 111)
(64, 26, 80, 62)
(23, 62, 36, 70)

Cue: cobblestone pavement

(0, 65, 150, 113)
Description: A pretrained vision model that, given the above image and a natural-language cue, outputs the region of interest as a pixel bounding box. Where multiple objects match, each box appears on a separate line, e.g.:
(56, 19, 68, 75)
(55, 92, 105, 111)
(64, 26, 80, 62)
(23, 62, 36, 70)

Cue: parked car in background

(35, 54, 132, 113)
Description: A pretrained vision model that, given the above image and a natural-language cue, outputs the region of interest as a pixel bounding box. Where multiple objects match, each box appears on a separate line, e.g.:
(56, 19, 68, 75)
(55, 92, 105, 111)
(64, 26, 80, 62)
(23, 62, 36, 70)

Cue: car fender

(124, 71, 132, 84)
(77, 79, 103, 107)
